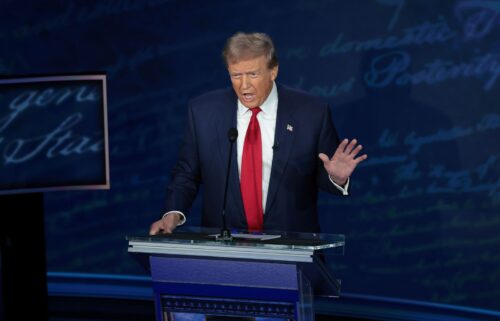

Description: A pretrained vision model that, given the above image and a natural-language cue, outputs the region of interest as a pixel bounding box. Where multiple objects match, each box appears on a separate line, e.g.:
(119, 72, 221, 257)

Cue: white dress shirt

(165, 81, 348, 224)
(236, 81, 278, 212)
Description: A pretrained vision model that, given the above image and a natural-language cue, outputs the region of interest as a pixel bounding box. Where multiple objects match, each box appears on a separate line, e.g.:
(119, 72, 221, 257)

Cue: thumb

(318, 153, 330, 164)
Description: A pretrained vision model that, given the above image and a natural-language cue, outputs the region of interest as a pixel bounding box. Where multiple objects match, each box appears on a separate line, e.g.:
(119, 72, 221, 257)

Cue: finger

(149, 223, 159, 235)
(159, 222, 172, 234)
(162, 217, 177, 234)
(344, 139, 357, 155)
(350, 144, 363, 158)
(354, 154, 368, 164)
(338, 139, 349, 153)
(164, 223, 176, 234)
(318, 153, 330, 164)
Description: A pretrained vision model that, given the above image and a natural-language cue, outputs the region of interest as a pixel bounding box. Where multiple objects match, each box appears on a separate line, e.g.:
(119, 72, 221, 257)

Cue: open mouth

(242, 93, 255, 102)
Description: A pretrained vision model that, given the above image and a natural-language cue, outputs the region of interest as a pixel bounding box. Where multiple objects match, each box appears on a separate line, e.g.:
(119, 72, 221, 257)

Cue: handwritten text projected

(305, 5, 500, 99)
(0, 80, 106, 190)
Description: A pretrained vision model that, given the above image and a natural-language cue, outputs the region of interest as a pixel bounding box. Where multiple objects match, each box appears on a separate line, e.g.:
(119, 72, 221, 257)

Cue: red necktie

(241, 107, 263, 232)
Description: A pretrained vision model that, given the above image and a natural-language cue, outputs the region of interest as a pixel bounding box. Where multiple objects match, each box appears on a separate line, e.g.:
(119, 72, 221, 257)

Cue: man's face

(227, 55, 278, 109)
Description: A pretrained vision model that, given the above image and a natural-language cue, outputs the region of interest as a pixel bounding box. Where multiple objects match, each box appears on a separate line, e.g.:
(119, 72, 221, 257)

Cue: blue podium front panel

(150, 255, 302, 319)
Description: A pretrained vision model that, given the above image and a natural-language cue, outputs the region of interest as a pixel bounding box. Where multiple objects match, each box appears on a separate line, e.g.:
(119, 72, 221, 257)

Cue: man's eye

(232, 74, 241, 79)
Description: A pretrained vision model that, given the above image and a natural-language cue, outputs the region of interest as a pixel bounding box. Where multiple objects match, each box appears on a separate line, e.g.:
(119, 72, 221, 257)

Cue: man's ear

(271, 65, 279, 81)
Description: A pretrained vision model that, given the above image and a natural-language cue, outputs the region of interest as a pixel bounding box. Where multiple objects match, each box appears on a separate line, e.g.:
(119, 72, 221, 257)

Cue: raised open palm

(318, 138, 368, 185)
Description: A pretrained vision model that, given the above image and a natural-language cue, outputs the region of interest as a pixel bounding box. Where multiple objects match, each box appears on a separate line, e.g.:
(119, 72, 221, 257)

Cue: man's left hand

(319, 138, 368, 186)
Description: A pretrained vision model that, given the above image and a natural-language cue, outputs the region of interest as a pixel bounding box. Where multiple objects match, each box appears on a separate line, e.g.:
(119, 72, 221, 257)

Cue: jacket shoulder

(189, 87, 235, 110)
(277, 84, 330, 112)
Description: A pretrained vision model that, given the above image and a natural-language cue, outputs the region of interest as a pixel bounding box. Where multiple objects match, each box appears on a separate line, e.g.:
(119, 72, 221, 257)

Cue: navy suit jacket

(166, 84, 343, 233)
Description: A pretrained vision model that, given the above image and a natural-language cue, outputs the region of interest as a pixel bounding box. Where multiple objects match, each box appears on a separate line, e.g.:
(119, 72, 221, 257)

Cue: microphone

(216, 127, 238, 241)
(228, 127, 238, 143)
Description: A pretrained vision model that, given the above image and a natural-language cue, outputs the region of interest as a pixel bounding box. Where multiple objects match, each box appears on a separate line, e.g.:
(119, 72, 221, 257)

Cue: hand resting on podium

(149, 212, 182, 235)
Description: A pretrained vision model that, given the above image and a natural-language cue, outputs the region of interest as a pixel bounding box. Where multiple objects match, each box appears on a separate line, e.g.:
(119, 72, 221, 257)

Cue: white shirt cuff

(162, 211, 186, 226)
(329, 176, 349, 195)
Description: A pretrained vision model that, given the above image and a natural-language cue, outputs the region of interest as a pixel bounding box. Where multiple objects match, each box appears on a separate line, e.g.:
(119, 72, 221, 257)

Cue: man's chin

(240, 102, 259, 109)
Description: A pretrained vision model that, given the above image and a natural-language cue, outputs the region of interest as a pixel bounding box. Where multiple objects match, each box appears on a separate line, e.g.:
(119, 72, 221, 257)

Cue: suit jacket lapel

(265, 85, 296, 215)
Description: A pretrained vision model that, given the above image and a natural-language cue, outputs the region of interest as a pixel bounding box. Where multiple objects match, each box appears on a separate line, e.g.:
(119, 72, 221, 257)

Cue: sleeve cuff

(162, 211, 186, 226)
(329, 176, 349, 195)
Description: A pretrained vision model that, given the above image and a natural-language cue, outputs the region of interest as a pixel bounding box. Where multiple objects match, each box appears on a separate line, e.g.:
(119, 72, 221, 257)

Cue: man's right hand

(149, 212, 181, 235)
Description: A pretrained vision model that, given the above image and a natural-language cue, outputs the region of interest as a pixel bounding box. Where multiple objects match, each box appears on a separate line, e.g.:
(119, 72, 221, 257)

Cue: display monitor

(0, 74, 109, 195)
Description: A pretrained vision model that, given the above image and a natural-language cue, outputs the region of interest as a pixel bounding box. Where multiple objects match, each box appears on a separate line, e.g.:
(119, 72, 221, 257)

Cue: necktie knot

(250, 107, 261, 117)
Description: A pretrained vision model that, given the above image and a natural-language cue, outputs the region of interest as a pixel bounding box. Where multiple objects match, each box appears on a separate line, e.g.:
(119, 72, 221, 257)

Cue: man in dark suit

(150, 32, 367, 235)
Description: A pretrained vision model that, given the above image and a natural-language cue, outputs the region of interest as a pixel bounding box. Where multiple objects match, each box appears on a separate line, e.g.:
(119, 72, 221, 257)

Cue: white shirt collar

(237, 81, 278, 117)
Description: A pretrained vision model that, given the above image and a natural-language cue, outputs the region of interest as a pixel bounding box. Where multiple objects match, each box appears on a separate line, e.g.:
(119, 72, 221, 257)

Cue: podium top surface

(127, 227, 345, 262)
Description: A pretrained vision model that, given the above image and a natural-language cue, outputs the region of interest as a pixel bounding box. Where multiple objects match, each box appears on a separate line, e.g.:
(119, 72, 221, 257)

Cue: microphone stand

(216, 128, 238, 241)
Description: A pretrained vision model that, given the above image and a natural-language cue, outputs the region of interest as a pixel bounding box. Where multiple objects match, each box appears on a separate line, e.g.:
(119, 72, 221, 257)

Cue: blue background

(1, 0, 499, 316)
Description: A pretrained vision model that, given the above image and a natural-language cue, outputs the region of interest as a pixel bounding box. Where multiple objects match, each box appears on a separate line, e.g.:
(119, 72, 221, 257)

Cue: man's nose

(241, 75, 250, 89)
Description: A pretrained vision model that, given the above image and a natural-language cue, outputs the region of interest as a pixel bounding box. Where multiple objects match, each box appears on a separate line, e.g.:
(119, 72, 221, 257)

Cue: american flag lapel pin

(287, 124, 293, 132)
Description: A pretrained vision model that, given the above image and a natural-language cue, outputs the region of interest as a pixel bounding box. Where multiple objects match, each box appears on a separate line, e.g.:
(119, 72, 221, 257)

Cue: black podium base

(0, 193, 48, 321)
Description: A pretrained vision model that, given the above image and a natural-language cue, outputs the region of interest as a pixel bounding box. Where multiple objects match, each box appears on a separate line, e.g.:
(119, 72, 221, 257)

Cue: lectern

(127, 228, 345, 321)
